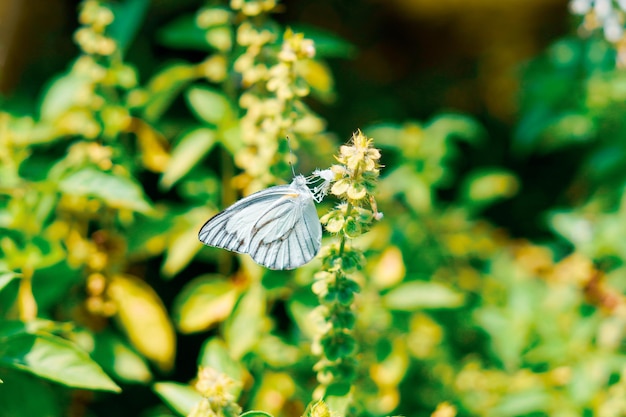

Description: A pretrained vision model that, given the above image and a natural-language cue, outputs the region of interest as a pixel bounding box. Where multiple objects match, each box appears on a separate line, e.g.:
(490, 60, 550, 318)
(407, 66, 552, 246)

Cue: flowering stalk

(234, 7, 321, 191)
(312, 130, 382, 407)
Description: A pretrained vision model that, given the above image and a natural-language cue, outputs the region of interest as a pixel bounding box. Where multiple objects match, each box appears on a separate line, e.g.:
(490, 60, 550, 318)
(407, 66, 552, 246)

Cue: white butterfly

(198, 169, 334, 270)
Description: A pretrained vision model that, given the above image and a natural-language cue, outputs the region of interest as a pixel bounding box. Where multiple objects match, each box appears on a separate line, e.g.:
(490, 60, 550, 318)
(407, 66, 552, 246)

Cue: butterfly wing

(198, 184, 294, 254)
(247, 185, 322, 270)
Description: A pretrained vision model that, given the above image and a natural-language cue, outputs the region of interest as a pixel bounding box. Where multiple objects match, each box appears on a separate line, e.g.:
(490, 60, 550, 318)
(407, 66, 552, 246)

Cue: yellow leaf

(331, 179, 349, 197)
(347, 183, 367, 200)
(371, 246, 406, 289)
(174, 275, 240, 334)
(108, 274, 176, 371)
(130, 118, 170, 173)
(162, 206, 214, 278)
(296, 59, 335, 101)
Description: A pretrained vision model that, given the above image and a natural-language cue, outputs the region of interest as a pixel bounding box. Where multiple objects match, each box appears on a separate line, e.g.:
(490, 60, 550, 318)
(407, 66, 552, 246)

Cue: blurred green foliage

(1, 1, 626, 417)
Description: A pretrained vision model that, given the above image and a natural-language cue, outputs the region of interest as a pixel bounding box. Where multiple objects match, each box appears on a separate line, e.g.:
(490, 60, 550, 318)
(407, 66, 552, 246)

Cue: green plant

(2, 1, 626, 417)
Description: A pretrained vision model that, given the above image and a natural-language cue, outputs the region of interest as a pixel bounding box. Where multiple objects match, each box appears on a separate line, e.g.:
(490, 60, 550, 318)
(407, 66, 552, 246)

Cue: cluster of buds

(195, 7, 233, 83)
(312, 131, 382, 400)
(235, 25, 321, 192)
(321, 130, 383, 240)
(74, 0, 117, 56)
(188, 367, 242, 417)
(67, 1, 138, 140)
(230, 0, 277, 17)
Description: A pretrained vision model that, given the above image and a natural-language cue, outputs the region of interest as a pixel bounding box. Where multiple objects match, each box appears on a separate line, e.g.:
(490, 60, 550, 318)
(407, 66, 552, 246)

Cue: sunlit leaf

(92, 330, 152, 384)
(198, 338, 244, 398)
(224, 283, 265, 359)
(256, 335, 300, 367)
(0, 319, 73, 341)
(426, 113, 485, 145)
(0, 269, 19, 292)
(250, 372, 296, 415)
(142, 63, 197, 122)
(488, 390, 549, 417)
(461, 169, 519, 208)
(153, 381, 202, 415)
(131, 118, 171, 173)
(541, 112, 595, 151)
(0, 333, 120, 392)
(108, 274, 176, 371)
(296, 60, 336, 102)
(173, 275, 239, 333)
(363, 123, 404, 149)
(288, 298, 321, 340)
(370, 246, 405, 290)
(185, 86, 232, 125)
(39, 73, 90, 121)
(240, 412, 274, 417)
(382, 281, 464, 310)
(160, 127, 216, 190)
(162, 206, 214, 277)
(59, 168, 152, 213)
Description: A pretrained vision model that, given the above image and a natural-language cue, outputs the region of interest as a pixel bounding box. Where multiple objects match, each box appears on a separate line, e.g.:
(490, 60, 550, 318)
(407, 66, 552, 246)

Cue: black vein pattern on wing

(198, 184, 293, 254)
(249, 196, 322, 270)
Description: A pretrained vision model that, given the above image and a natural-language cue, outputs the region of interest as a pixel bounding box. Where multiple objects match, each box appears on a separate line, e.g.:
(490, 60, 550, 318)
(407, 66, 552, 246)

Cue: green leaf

(489, 390, 549, 417)
(0, 319, 72, 341)
(157, 14, 212, 52)
(185, 86, 232, 125)
(512, 106, 553, 155)
(426, 113, 485, 145)
(108, 0, 150, 53)
(324, 392, 351, 417)
(173, 275, 239, 333)
(198, 338, 244, 398)
(108, 274, 177, 372)
(0, 269, 19, 292)
(59, 167, 152, 213)
(160, 127, 217, 190)
(240, 412, 274, 417)
(363, 123, 404, 149)
(0, 369, 62, 416)
(288, 297, 319, 340)
(91, 330, 152, 384)
(290, 24, 356, 58)
(382, 281, 464, 310)
(39, 73, 90, 121)
(142, 63, 197, 122)
(461, 169, 519, 209)
(540, 112, 595, 151)
(0, 333, 120, 392)
(153, 381, 202, 416)
(224, 283, 265, 359)
(161, 207, 213, 278)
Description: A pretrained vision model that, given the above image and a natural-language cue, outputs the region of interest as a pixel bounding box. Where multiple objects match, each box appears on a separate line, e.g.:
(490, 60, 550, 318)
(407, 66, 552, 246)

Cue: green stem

(338, 200, 352, 256)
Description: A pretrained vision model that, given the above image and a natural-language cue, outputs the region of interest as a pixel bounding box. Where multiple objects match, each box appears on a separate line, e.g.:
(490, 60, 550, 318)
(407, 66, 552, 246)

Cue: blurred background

(0, 0, 571, 238)
(3, 0, 626, 416)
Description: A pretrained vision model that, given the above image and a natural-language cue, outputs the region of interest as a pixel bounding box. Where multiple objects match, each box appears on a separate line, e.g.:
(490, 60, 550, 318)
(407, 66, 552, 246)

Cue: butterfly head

(306, 169, 334, 203)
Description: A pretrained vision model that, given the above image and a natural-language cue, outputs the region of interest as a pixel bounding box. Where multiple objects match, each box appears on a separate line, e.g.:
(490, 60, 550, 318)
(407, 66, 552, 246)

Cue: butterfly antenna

(286, 136, 296, 177)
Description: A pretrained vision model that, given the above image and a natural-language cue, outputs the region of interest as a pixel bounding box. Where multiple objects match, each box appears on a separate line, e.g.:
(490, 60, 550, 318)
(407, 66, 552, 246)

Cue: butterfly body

(198, 174, 323, 270)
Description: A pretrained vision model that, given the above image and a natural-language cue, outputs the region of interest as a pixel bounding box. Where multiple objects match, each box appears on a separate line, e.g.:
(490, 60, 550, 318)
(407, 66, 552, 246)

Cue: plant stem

(338, 200, 352, 256)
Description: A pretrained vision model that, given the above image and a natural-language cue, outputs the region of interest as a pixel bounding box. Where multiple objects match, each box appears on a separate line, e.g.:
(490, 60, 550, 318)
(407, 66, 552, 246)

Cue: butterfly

(198, 169, 333, 270)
